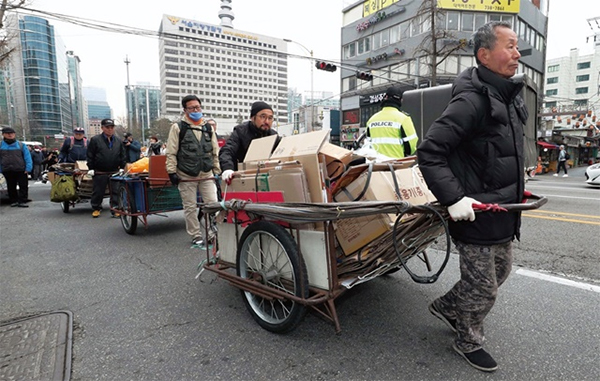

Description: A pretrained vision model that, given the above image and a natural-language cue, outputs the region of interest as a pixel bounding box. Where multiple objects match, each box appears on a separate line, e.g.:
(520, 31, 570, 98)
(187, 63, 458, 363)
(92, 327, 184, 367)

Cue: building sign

(437, 0, 520, 14)
(164, 15, 259, 41)
(357, 5, 405, 31)
(362, 0, 401, 17)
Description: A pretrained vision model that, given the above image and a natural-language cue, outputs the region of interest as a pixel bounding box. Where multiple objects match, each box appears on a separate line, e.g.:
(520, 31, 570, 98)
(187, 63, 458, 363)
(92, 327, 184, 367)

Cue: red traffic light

(356, 71, 373, 81)
(315, 61, 337, 72)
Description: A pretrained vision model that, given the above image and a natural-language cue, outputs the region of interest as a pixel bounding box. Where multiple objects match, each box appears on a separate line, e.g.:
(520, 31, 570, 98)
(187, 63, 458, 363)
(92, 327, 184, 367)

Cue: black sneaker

(17, 203, 29, 208)
(191, 237, 204, 246)
(10, 202, 19, 207)
(452, 343, 498, 372)
(429, 302, 457, 333)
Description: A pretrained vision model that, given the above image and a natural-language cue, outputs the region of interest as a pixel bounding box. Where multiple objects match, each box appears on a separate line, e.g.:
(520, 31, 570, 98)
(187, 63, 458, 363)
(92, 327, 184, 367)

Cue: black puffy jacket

(417, 66, 528, 245)
(218, 121, 280, 171)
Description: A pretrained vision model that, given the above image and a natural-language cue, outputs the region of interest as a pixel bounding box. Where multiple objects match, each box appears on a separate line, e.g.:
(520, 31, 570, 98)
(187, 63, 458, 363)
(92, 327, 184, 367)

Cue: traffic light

(315, 61, 337, 72)
(356, 71, 373, 81)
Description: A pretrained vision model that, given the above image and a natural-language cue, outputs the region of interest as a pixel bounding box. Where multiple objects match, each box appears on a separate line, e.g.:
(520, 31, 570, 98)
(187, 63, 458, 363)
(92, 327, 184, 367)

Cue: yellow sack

(128, 157, 149, 174)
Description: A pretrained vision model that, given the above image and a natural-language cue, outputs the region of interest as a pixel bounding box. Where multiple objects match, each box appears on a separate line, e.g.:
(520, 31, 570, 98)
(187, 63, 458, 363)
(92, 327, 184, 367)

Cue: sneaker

(562, 174, 568, 177)
(10, 202, 19, 207)
(553, 173, 558, 177)
(429, 302, 457, 333)
(191, 237, 204, 246)
(17, 203, 29, 208)
(92, 210, 101, 218)
(111, 212, 121, 218)
(452, 343, 498, 372)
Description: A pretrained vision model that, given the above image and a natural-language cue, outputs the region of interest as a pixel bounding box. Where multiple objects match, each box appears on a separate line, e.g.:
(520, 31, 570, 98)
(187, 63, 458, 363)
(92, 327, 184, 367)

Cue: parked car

(585, 163, 600, 187)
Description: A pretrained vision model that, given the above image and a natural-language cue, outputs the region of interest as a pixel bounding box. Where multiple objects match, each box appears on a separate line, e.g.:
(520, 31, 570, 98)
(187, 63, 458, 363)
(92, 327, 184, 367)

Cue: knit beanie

(250, 101, 273, 117)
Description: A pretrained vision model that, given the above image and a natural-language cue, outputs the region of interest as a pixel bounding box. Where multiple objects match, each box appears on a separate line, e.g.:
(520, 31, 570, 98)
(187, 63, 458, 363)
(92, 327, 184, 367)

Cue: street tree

(413, 0, 470, 87)
(147, 118, 174, 143)
(0, 0, 28, 65)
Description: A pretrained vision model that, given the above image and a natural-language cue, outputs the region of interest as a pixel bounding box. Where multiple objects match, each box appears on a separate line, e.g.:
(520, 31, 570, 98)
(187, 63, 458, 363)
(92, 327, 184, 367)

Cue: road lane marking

(525, 193, 600, 201)
(521, 213, 600, 225)
(525, 210, 600, 219)
(516, 268, 600, 294)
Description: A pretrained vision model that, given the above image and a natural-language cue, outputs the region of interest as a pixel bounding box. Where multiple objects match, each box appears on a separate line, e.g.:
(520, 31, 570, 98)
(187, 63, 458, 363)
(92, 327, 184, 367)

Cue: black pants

(90, 174, 118, 211)
(556, 160, 568, 175)
(4, 171, 28, 204)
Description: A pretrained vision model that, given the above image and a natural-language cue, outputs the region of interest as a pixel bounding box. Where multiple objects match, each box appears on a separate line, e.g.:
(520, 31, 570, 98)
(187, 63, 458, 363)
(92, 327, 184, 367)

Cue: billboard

(437, 0, 520, 14)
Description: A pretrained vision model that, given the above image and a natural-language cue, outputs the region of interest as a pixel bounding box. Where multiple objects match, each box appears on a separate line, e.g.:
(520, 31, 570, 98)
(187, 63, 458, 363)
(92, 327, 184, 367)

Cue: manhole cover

(0, 311, 72, 381)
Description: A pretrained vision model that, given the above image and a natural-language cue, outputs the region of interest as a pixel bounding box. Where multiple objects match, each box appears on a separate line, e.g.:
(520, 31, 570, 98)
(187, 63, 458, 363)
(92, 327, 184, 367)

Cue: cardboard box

(75, 160, 88, 170)
(268, 167, 311, 203)
(270, 130, 330, 203)
(148, 155, 169, 187)
(333, 166, 436, 255)
(242, 134, 279, 169)
(228, 173, 269, 193)
(319, 142, 353, 180)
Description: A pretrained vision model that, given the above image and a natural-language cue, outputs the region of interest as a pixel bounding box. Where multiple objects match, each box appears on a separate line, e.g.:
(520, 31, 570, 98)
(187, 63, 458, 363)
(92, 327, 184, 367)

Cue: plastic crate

(147, 186, 183, 212)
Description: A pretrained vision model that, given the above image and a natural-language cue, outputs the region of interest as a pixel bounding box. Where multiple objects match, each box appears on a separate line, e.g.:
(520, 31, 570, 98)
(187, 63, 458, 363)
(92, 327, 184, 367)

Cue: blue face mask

(189, 112, 203, 121)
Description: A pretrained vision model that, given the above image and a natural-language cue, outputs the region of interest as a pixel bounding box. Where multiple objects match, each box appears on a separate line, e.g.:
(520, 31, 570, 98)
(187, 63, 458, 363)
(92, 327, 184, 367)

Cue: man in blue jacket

(0, 127, 33, 207)
(58, 127, 88, 163)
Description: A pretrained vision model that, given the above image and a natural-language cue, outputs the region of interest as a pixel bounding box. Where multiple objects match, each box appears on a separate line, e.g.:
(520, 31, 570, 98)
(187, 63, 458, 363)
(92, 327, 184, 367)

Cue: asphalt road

(1, 169, 599, 380)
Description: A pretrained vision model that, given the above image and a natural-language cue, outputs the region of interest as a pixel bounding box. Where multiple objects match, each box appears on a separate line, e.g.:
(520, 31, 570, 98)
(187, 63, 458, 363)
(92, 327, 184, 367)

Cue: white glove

(222, 169, 234, 182)
(87, 169, 95, 177)
(447, 196, 479, 222)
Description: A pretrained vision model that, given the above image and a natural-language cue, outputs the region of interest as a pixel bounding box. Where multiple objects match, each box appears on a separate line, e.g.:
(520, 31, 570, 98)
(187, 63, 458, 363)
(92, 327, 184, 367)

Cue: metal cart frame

(199, 194, 547, 334)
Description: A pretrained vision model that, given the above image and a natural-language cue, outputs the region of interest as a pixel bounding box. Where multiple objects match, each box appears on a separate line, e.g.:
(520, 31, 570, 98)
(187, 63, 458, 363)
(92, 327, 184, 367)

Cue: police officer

(366, 85, 418, 159)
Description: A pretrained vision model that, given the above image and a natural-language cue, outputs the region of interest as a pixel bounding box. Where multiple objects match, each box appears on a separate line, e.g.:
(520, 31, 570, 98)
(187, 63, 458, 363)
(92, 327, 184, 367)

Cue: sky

(23, 0, 600, 119)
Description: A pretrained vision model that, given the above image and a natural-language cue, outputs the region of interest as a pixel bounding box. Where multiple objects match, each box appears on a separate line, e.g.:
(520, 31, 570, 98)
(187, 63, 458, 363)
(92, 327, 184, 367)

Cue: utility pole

(124, 55, 131, 132)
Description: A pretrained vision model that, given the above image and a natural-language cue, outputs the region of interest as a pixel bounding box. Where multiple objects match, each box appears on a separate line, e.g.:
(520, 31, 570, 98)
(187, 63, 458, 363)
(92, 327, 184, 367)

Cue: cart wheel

(61, 201, 70, 213)
(118, 185, 137, 235)
(236, 221, 309, 334)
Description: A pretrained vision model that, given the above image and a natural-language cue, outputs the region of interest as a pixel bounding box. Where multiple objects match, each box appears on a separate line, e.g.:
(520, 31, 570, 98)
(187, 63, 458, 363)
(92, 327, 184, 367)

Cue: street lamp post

(283, 39, 314, 132)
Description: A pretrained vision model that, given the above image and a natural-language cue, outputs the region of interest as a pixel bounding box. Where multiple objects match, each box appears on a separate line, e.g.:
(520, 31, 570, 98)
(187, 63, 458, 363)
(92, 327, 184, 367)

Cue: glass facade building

(5, 14, 75, 141)
(125, 85, 161, 143)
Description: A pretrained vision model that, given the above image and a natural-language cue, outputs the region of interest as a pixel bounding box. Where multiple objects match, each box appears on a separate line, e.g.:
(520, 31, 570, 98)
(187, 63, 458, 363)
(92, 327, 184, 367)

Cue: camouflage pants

(433, 239, 513, 352)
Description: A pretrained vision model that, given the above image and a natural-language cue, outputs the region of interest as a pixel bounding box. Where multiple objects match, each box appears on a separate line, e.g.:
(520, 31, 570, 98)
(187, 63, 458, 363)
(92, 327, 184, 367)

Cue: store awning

(537, 141, 558, 149)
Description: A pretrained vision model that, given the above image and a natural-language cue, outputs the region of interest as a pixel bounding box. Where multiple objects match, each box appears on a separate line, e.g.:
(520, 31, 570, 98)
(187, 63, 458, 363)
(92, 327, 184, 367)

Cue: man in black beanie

(219, 100, 280, 181)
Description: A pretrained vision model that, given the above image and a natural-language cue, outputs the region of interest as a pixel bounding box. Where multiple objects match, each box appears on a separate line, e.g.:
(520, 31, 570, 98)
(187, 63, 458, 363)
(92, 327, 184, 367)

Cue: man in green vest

(366, 85, 418, 159)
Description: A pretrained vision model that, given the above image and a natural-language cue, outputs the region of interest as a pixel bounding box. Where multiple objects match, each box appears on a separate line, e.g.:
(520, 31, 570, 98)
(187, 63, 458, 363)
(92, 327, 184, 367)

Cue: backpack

(50, 175, 78, 202)
(69, 136, 88, 150)
(565, 152, 570, 160)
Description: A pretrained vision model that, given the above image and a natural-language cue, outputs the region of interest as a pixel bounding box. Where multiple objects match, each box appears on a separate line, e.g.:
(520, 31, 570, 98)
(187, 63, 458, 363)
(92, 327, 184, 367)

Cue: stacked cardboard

(333, 165, 436, 255)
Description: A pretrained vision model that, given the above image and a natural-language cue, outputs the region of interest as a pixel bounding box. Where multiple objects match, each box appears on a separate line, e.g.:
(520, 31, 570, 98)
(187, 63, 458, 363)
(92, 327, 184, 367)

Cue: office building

(5, 14, 74, 141)
(158, 12, 289, 134)
(87, 101, 112, 120)
(67, 51, 88, 132)
(125, 84, 161, 142)
(339, 0, 548, 146)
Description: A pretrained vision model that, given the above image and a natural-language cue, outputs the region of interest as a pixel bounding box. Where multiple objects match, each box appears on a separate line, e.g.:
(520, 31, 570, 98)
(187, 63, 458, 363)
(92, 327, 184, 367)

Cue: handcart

(50, 163, 97, 213)
(198, 193, 547, 334)
(110, 176, 205, 235)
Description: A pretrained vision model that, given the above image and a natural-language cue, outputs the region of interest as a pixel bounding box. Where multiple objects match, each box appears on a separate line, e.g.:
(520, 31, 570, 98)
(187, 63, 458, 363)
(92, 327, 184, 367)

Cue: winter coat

(86, 133, 127, 172)
(417, 66, 528, 245)
(58, 137, 88, 163)
(0, 140, 33, 173)
(218, 121, 280, 171)
(125, 139, 142, 163)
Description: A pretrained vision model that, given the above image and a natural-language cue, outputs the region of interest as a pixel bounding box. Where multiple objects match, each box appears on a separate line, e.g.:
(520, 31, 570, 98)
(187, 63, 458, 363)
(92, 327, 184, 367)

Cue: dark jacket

(31, 149, 45, 165)
(58, 137, 88, 163)
(218, 121, 280, 171)
(417, 66, 528, 245)
(87, 133, 126, 172)
(124, 139, 142, 163)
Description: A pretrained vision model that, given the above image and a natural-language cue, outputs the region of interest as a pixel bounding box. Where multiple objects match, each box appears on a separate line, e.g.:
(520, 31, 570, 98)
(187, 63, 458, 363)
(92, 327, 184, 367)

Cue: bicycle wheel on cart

(60, 201, 70, 213)
(118, 184, 138, 235)
(236, 220, 309, 334)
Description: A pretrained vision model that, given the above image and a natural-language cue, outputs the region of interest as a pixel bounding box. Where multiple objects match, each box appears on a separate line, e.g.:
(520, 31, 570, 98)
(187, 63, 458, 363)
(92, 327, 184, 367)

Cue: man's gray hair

(473, 21, 513, 65)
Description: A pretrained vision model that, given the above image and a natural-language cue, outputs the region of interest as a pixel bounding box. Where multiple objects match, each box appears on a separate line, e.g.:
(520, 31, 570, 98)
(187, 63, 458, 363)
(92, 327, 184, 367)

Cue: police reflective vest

(366, 106, 418, 158)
